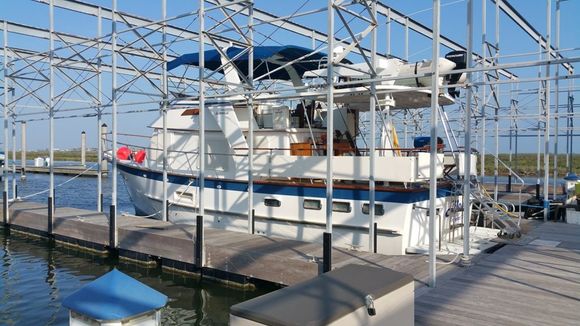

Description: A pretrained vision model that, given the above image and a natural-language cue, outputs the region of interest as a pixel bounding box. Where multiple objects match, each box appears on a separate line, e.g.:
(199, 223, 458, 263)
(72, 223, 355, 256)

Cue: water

(0, 168, 274, 326)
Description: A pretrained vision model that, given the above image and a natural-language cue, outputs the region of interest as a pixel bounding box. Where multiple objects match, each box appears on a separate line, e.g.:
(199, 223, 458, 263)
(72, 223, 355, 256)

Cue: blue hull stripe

(118, 163, 453, 203)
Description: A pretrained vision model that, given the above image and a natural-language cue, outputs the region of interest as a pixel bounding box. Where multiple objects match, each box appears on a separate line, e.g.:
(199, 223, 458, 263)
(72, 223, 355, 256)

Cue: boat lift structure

(1, 0, 579, 288)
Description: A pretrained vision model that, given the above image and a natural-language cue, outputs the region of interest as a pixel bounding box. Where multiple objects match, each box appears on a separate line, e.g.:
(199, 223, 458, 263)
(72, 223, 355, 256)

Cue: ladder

(470, 180, 522, 239)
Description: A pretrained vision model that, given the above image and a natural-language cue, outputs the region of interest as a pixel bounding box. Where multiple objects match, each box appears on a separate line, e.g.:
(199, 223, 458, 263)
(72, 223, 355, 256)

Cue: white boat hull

(119, 161, 463, 255)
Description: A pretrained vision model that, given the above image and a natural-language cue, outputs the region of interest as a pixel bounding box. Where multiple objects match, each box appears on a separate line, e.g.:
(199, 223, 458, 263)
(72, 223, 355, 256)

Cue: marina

(1, 0, 580, 325)
(3, 196, 580, 325)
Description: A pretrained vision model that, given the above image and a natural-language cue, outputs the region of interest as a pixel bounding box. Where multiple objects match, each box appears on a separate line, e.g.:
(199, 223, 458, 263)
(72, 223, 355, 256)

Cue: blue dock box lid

(62, 269, 168, 321)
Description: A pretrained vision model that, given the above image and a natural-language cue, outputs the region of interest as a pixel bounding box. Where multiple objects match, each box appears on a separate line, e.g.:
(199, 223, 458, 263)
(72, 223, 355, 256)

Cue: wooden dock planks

(1, 200, 459, 288)
(6, 200, 579, 324)
(415, 222, 580, 326)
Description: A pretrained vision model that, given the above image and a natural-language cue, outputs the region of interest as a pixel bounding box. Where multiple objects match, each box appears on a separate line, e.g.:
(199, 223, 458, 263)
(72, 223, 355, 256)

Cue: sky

(0, 0, 579, 156)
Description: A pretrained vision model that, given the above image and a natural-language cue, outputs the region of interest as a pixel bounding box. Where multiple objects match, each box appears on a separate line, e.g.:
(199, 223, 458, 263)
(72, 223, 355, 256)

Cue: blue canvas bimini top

(167, 45, 331, 81)
(62, 269, 168, 321)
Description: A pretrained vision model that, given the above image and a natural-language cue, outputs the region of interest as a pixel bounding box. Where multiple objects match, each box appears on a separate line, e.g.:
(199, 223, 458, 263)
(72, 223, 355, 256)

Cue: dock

(1, 200, 459, 288)
(15, 164, 108, 177)
(415, 221, 580, 325)
(2, 203, 580, 324)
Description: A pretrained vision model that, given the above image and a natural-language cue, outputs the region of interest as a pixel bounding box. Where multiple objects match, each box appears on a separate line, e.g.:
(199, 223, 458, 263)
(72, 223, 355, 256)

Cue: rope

(15, 163, 100, 201)
(480, 186, 520, 218)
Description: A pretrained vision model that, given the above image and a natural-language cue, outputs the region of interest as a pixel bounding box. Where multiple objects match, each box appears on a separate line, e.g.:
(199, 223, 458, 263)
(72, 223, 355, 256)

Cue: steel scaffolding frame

(0, 0, 578, 288)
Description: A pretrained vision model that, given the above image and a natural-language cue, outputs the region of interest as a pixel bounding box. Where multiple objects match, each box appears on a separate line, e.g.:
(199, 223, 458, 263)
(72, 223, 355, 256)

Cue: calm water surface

(0, 167, 274, 325)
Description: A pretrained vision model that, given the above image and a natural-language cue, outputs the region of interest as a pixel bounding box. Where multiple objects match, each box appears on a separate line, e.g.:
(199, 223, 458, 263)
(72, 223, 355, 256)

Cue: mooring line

(15, 163, 100, 201)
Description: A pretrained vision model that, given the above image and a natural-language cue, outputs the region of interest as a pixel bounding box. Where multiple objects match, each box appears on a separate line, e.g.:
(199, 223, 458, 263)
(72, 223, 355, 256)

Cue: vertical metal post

(386, 8, 391, 56)
(311, 30, 315, 50)
(428, 0, 441, 288)
(493, 0, 499, 202)
(536, 41, 542, 200)
(247, 1, 255, 234)
(11, 118, 16, 200)
(161, 0, 169, 222)
(20, 122, 26, 179)
(462, 0, 473, 264)
(567, 78, 573, 173)
(195, 214, 203, 268)
(96, 6, 103, 212)
(324, 0, 335, 272)
(368, 0, 377, 253)
(508, 86, 514, 193)
(3, 21, 9, 225)
(404, 17, 409, 61)
(110, 0, 118, 248)
(48, 0, 55, 235)
(403, 111, 408, 148)
(100, 123, 107, 210)
(543, 0, 551, 221)
(480, 0, 487, 182)
(566, 78, 574, 173)
(80, 131, 86, 166)
(553, 0, 560, 198)
(198, 0, 206, 266)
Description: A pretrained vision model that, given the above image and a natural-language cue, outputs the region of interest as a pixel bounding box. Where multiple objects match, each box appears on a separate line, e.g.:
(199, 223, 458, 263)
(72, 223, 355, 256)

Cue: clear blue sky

(1, 0, 579, 155)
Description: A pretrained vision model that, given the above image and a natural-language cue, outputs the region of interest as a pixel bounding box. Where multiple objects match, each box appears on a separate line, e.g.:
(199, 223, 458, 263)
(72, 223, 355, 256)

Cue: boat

(114, 45, 478, 255)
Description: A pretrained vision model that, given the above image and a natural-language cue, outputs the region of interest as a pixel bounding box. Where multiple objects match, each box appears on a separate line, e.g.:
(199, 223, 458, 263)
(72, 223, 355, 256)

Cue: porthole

(264, 198, 281, 207)
(362, 203, 385, 216)
(332, 201, 351, 213)
(303, 199, 322, 210)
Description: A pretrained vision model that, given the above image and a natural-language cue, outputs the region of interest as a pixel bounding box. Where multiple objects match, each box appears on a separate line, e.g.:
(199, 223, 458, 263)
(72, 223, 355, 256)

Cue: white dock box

(230, 264, 414, 326)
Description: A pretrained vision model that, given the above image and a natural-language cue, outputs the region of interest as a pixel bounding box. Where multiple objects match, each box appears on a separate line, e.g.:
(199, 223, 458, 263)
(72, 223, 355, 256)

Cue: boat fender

(134, 149, 146, 164)
(117, 146, 131, 160)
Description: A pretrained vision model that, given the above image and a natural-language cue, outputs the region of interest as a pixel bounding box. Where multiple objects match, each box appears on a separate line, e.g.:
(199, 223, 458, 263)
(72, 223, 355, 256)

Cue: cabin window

(362, 203, 385, 216)
(264, 198, 281, 207)
(332, 201, 351, 213)
(303, 199, 322, 210)
(259, 113, 274, 129)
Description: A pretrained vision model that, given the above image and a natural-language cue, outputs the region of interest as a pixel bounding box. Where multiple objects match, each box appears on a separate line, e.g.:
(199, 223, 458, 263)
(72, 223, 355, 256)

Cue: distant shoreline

(6, 151, 579, 177)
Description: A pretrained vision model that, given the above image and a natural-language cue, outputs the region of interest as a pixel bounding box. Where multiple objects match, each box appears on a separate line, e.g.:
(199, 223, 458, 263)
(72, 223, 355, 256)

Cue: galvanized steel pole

(97, 6, 103, 212)
(543, 0, 551, 221)
(161, 0, 169, 222)
(428, 0, 441, 288)
(2, 21, 7, 225)
(462, 0, 474, 264)
(198, 0, 206, 266)
(324, 0, 335, 273)
(11, 118, 15, 200)
(110, 0, 118, 248)
(248, 1, 255, 234)
(386, 8, 391, 56)
(480, 0, 487, 182)
(20, 122, 26, 180)
(553, 0, 560, 199)
(48, 0, 55, 234)
(369, 0, 377, 253)
(493, 0, 500, 202)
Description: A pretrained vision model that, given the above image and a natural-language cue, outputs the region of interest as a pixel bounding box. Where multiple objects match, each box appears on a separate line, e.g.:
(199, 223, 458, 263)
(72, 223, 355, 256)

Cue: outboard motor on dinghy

(444, 51, 467, 98)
